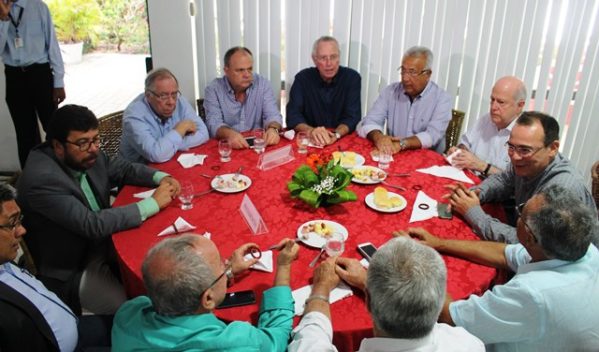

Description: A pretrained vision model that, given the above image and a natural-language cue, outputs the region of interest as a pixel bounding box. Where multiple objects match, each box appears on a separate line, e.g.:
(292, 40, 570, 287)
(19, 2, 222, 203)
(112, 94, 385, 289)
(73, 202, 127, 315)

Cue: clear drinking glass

(253, 128, 266, 154)
(296, 131, 309, 154)
(325, 232, 345, 257)
(378, 150, 392, 169)
(218, 139, 232, 162)
(178, 181, 194, 210)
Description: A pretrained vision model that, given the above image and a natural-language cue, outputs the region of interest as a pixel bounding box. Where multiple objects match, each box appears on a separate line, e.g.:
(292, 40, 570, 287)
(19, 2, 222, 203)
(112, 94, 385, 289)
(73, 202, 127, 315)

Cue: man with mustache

(17, 104, 180, 315)
(358, 46, 452, 154)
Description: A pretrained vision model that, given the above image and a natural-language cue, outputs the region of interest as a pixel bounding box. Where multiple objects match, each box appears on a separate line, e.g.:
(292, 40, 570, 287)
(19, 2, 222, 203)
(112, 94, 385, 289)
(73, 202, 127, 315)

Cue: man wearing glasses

(358, 46, 452, 154)
(17, 104, 181, 315)
(112, 235, 299, 351)
(204, 46, 283, 149)
(120, 68, 209, 163)
(445, 111, 596, 244)
(396, 185, 599, 350)
(286, 36, 361, 146)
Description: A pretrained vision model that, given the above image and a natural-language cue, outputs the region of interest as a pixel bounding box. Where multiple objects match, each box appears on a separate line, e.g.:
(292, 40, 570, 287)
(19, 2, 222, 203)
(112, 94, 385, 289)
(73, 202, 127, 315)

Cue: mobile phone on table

(217, 290, 256, 309)
(357, 242, 378, 261)
(437, 203, 453, 220)
(245, 136, 255, 147)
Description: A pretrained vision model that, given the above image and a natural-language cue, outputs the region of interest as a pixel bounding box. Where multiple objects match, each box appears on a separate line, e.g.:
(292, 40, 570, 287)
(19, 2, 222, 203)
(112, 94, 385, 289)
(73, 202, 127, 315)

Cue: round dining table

(112, 133, 500, 352)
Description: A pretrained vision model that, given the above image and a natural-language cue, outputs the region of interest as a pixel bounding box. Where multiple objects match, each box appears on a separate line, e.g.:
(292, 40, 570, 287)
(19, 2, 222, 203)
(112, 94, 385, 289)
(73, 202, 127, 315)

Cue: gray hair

(0, 183, 17, 205)
(312, 36, 340, 57)
(367, 236, 446, 338)
(144, 67, 178, 93)
(403, 46, 434, 70)
(142, 234, 215, 316)
(526, 185, 597, 261)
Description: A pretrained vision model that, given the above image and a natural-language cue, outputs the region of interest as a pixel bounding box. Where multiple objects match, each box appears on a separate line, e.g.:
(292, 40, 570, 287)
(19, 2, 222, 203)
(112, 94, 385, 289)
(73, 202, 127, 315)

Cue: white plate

(365, 192, 408, 213)
(296, 220, 349, 248)
(332, 152, 366, 168)
(351, 166, 387, 184)
(211, 174, 252, 193)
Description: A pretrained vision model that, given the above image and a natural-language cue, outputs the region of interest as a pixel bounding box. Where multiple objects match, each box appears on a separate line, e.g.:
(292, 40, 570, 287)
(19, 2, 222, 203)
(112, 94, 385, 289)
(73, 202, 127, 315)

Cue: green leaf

(327, 190, 357, 204)
(298, 189, 322, 208)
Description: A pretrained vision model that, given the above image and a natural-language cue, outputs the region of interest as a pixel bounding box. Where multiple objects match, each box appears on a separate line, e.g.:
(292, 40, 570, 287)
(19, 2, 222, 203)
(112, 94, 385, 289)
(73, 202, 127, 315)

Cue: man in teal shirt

(112, 234, 299, 351)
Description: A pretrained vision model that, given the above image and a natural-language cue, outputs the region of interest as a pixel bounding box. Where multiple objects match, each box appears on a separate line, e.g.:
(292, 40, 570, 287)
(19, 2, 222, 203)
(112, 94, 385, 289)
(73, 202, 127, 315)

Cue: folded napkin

(445, 149, 463, 168)
(307, 142, 324, 149)
(283, 129, 295, 140)
(409, 191, 439, 223)
(416, 165, 474, 184)
(177, 153, 207, 168)
(157, 217, 196, 236)
(292, 281, 353, 316)
(133, 188, 155, 199)
(244, 250, 273, 273)
(370, 150, 395, 162)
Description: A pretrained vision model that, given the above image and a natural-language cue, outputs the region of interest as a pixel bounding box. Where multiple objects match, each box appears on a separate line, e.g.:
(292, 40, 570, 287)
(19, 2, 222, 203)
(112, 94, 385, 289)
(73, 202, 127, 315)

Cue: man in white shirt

(447, 76, 526, 177)
(288, 237, 484, 352)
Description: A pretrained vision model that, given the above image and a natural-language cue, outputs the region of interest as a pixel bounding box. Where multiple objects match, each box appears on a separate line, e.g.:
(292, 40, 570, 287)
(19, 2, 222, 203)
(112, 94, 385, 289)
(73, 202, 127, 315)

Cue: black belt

(4, 62, 50, 73)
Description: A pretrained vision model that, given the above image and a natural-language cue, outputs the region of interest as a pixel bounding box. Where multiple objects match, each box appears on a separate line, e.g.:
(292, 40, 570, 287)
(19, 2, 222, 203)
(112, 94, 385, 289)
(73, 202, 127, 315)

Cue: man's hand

(312, 257, 341, 293)
(393, 227, 443, 250)
(152, 181, 176, 209)
(335, 257, 367, 291)
(443, 183, 480, 216)
(276, 238, 300, 266)
(159, 176, 180, 196)
(229, 242, 260, 275)
(264, 127, 280, 145)
(309, 126, 333, 146)
(228, 132, 250, 149)
(374, 135, 401, 155)
(446, 146, 458, 155)
(451, 149, 485, 172)
(53, 88, 66, 106)
(0, 1, 12, 21)
(174, 120, 197, 137)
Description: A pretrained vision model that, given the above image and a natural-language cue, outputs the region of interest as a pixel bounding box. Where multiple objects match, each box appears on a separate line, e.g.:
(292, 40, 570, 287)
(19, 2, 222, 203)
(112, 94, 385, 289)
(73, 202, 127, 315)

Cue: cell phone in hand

(357, 242, 378, 261)
(245, 136, 255, 147)
(437, 203, 453, 219)
(216, 290, 256, 309)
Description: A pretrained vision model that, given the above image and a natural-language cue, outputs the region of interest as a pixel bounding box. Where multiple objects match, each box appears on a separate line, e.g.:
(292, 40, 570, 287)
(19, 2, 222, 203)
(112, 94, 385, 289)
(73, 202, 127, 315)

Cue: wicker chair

(196, 98, 206, 122)
(592, 161, 599, 210)
(445, 109, 465, 152)
(97, 111, 124, 158)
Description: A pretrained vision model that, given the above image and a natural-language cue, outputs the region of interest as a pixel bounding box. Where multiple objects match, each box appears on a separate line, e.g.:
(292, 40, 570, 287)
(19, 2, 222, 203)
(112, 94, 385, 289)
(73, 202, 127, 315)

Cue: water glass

(178, 181, 194, 210)
(253, 128, 266, 154)
(325, 232, 345, 257)
(296, 131, 309, 154)
(378, 150, 392, 169)
(218, 139, 232, 162)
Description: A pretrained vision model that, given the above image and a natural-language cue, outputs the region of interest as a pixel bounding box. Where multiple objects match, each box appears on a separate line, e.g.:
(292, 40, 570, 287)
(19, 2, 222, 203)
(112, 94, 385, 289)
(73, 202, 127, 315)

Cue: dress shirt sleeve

(449, 280, 544, 345)
(463, 205, 518, 243)
(358, 84, 393, 138)
(42, 2, 64, 88)
(136, 197, 159, 221)
(337, 72, 361, 132)
(254, 286, 295, 352)
(288, 312, 338, 352)
(178, 97, 210, 150)
(504, 244, 531, 272)
(285, 76, 307, 129)
(414, 91, 452, 149)
(204, 82, 227, 137)
(260, 80, 283, 127)
(475, 167, 515, 204)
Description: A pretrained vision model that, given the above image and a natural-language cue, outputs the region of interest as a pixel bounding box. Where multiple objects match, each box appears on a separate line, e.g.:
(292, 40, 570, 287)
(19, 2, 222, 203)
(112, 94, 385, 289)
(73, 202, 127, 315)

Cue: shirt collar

(400, 79, 433, 100)
(316, 68, 341, 87)
(517, 244, 595, 275)
(360, 333, 434, 351)
(13, 0, 27, 9)
(224, 75, 255, 95)
(143, 96, 171, 125)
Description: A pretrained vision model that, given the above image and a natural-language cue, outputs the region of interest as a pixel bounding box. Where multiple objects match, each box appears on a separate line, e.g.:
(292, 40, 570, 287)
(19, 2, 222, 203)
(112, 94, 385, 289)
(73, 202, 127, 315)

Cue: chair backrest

(98, 111, 124, 158)
(196, 98, 206, 122)
(592, 161, 599, 210)
(445, 109, 465, 152)
(17, 239, 37, 275)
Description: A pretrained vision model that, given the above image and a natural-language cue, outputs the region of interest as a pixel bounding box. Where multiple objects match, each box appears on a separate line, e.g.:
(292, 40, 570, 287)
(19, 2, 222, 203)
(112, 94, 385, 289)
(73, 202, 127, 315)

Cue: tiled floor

(62, 53, 148, 118)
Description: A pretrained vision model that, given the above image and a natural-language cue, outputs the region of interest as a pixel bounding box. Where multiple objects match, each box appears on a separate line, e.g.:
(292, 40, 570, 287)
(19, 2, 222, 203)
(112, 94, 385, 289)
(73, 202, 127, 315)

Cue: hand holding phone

(437, 203, 453, 220)
(357, 242, 378, 261)
(245, 136, 255, 147)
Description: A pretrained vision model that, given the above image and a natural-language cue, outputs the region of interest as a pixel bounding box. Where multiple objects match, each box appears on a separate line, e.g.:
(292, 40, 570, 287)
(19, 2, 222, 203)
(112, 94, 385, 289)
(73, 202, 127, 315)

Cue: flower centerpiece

(288, 153, 357, 208)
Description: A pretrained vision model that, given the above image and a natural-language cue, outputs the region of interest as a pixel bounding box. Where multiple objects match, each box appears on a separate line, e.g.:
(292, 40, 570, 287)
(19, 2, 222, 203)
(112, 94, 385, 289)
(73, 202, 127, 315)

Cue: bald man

(448, 76, 527, 177)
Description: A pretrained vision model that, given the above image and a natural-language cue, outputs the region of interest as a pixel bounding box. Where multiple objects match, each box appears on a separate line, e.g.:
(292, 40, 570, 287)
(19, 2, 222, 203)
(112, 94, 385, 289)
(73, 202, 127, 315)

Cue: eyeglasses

(65, 137, 101, 152)
(149, 90, 180, 102)
(315, 54, 339, 63)
(200, 246, 261, 296)
(398, 67, 430, 77)
(515, 202, 535, 237)
(0, 214, 23, 233)
(505, 142, 544, 158)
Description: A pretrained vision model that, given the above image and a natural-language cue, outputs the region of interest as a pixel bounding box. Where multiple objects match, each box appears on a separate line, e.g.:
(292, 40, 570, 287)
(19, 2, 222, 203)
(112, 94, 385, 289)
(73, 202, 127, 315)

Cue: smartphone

(216, 290, 256, 309)
(357, 242, 378, 261)
(245, 136, 255, 147)
(437, 203, 453, 220)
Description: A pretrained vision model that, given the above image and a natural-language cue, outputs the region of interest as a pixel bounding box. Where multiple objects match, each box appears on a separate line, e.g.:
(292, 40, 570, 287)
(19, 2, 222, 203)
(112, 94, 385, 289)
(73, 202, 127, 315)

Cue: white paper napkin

(133, 188, 155, 199)
(157, 217, 196, 236)
(415, 165, 474, 184)
(409, 191, 439, 223)
(444, 149, 463, 168)
(177, 153, 207, 168)
(292, 281, 353, 316)
(244, 250, 273, 272)
(307, 142, 324, 149)
(283, 129, 296, 140)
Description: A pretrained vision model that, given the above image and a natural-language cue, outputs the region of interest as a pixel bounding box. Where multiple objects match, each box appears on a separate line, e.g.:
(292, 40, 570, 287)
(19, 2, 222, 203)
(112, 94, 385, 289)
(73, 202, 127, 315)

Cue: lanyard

(8, 6, 24, 36)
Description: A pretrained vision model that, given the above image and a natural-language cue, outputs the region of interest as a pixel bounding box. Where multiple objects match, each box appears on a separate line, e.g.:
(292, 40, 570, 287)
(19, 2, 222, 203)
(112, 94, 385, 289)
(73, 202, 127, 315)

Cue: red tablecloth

(112, 133, 498, 352)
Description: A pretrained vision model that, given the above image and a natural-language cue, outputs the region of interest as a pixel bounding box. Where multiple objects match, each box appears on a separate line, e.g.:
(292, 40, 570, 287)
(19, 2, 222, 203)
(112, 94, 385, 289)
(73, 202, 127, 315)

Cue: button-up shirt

(460, 113, 516, 171)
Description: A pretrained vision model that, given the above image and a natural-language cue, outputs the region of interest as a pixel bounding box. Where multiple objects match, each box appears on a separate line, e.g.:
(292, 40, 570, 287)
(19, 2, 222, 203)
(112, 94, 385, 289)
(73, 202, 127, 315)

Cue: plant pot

(60, 42, 84, 64)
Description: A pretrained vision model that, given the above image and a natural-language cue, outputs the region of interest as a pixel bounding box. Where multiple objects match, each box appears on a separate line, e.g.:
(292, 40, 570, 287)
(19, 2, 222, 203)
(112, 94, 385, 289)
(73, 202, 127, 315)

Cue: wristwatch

(334, 131, 341, 140)
(399, 139, 408, 151)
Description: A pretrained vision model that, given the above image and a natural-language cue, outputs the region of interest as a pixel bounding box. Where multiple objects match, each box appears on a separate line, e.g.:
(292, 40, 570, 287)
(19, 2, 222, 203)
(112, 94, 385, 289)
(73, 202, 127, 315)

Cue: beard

(64, 150, 98, 171)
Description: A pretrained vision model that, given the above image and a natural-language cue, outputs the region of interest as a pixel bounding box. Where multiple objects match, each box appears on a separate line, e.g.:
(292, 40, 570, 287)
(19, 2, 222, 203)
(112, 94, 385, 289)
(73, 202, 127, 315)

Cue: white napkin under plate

(444, 149, 463, 168)
(416, 165, 474, 184)
(292, 281, 353, 316)
(283, 129, 296, 140)
(409, 191, 439, 223)
(133, 188, 155, 199)
(157, 217, 196, 236)
(177, 153, 207, 168)
(244, 250, 273, 273)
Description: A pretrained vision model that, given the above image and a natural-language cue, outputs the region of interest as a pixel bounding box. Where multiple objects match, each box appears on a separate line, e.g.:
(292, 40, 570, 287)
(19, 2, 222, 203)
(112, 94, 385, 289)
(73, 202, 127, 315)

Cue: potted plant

(47, 0, 102, 64)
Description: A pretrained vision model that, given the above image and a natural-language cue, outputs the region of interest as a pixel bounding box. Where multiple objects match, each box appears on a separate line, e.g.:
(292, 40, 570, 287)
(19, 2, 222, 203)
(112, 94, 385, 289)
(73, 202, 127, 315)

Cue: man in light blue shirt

(204, 46, 283, 149)
(120, 68, 209, 163)
(358, 46, 452, 154)
(397, 184, 599, 351)
(0, 0, 65, 167)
